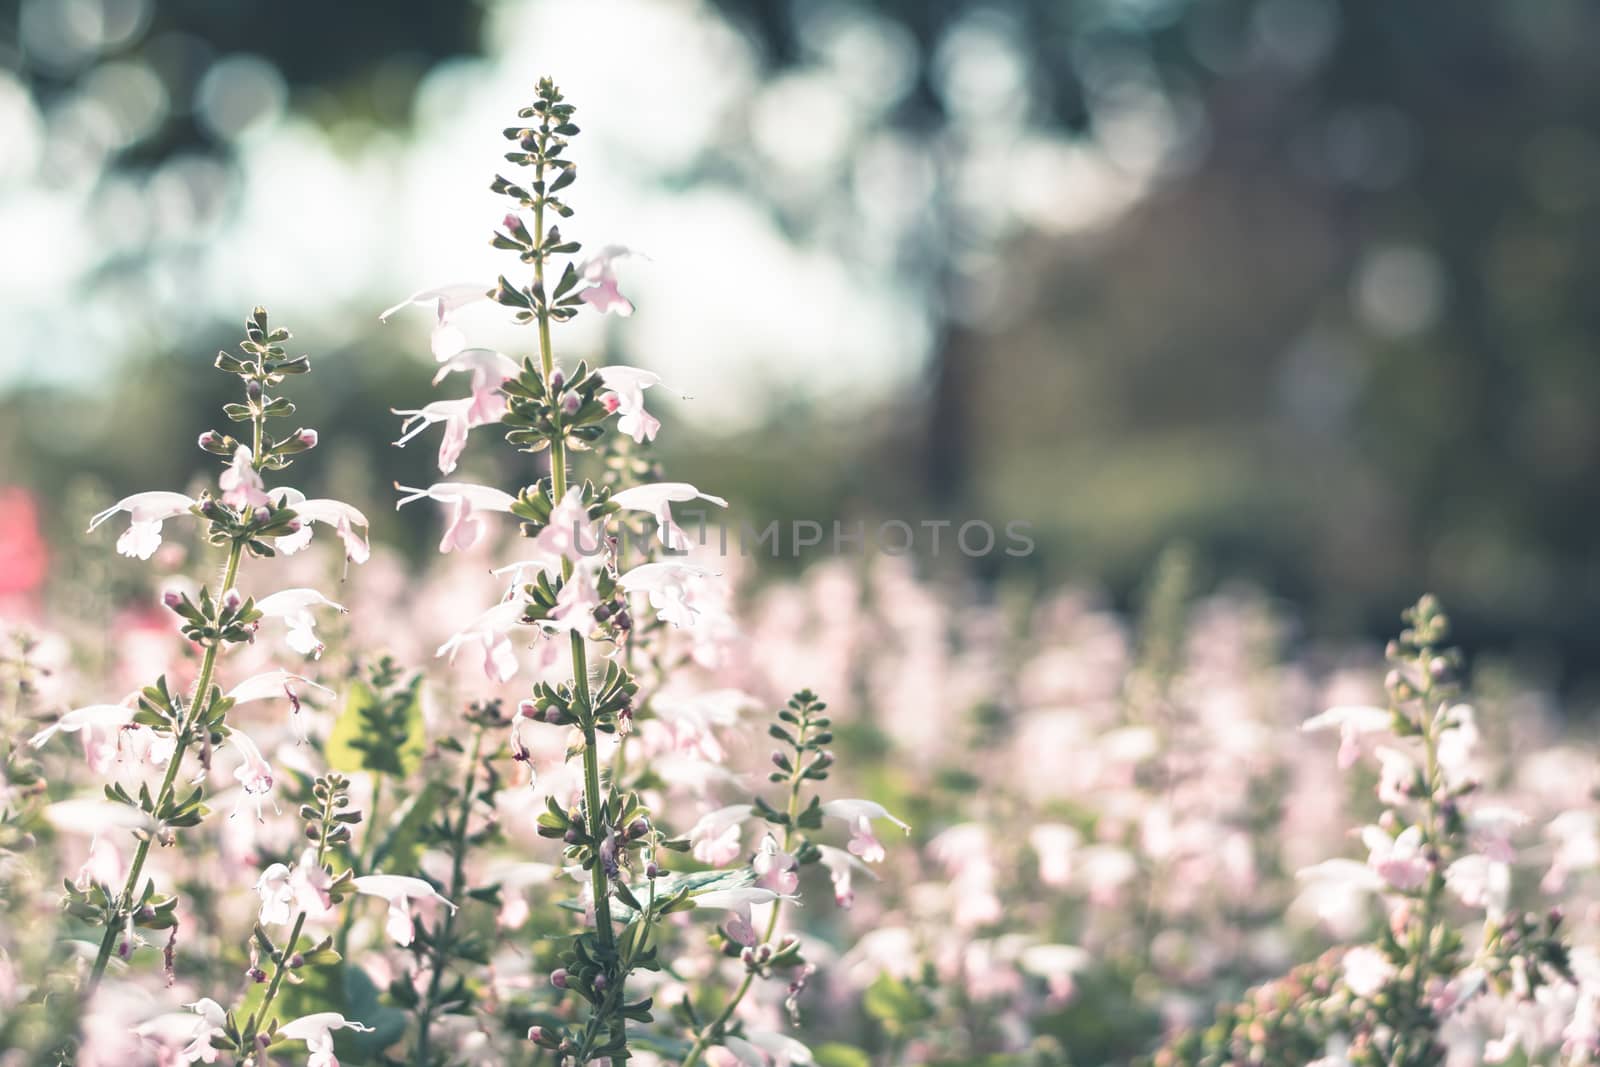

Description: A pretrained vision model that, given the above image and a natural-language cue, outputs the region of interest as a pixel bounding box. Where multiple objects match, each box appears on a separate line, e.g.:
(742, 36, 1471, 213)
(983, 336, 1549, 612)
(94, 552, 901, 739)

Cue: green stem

(87, 538, 247, 991)
(415, 727, 484, 1066)
(528, 126, 618, 1059)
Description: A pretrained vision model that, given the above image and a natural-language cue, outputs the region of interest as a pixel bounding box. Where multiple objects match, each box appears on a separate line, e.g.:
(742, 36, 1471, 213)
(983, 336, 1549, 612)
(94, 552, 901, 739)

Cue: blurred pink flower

(688, 805, 751, 867)
(0, 487, 48, 603)
(1302, 704, 1391, 769)
(578, 245, 638, 317)
(820, 799, 908, 863)
(753, 834, 799, 895)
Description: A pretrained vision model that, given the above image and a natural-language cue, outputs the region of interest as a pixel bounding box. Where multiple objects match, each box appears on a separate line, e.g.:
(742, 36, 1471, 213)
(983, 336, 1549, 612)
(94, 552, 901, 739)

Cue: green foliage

(325, 664, 425, 778)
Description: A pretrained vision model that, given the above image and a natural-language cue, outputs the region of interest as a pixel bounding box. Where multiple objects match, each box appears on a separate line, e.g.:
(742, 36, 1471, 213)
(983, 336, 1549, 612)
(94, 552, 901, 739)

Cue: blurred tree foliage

(4, 0, 1599, 685)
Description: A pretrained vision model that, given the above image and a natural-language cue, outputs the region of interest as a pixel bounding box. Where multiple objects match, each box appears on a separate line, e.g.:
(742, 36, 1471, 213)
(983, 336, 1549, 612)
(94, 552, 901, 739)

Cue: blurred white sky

(0, 0, 1186, 428)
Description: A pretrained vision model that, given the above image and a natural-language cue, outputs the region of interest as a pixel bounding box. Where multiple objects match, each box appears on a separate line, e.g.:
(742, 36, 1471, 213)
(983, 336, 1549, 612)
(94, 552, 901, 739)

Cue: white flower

(1302, 705, 1391, 769)
(256, 588, 346, 659)
(226, 669, 334, 743)
(278, 1013, 375, 1067)
(596, 365, 681, 443)
(28, 703, 133, 749)
(820, 799, 909, 864)
(352, 874, 456, 947)
(618, 561, 717, 628)
(271, 488, 370, 563)
(87, 491, 195, 560)
(380, 282, 490, 360)
(815, 843, 876, 908)
(609, 482, 727, 551)
(393, 396, 504, 475)
(395, 481, 517, 553)
(229, 730, 278, 821)
(436, 598, 531, 683)
(219, 445, 269, 509)
(1342, 945, 1395, 998)
(1445, 853, 1511, 918)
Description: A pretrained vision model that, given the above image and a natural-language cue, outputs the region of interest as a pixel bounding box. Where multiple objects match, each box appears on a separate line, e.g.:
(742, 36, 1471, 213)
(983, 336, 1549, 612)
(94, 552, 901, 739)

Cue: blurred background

(2, 0, 1598, 694)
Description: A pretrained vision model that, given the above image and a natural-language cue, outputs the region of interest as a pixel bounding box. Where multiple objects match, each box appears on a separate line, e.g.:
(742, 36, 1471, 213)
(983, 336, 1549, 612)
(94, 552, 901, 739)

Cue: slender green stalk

(528, 129, 619, 1036)
(87, 537, 247, 991)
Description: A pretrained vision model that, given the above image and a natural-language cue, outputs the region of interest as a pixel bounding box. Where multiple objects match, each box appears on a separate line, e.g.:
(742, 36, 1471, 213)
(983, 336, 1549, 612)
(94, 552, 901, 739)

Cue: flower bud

(198, 431, 221, 451)
(246, 381, 263, 402)
(253, 506, 272, 525)
(549, 368, 566, 392)
(627, 817, 649, 839)
(550, 968, 569, 989)
(162, 590, 183, 611)
(771, 751, 786, 768)
(560, 392, 581, 416)
(290, 953, 304, 968)
(602, 393, 620, 414)
(283, 518, 302, 534)
(564, 827, 581, 845)
(593, 974, 608, 993)
(222, 588, 243, 612)
(544, 706, 565, 725)
(248, 966, 267, 983)
(297, 428, 319, 449)
(518, 699, 538, 718)
(613, 610, 632, 631)
(646, 862, 661, 879)
(199, 499, 220, 518)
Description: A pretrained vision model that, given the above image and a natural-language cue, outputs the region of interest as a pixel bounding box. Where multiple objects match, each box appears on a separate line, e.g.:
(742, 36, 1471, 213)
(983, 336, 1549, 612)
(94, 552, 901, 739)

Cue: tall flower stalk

(47, 308, 364, 994)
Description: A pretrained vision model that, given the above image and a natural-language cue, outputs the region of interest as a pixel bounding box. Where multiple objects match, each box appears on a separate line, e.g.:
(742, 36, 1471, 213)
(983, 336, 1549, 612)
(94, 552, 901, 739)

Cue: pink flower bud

(198, 431, 220, 450)
(550, 968, 569, 989)
(548, 368, 566, 391)
(602, 393, 620, 413)
(297, 428, 319, 448)
(518, 699, 538, 718)
(560, 392, 581, 416)
(252, 506, 271, 524)
(162, 590, 183, 610)
(222, 588, 243, 612)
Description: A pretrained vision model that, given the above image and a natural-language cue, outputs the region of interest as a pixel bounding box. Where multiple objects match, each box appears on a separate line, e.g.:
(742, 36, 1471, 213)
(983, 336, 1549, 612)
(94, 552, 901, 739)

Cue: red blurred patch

(0, 487, 49, 600)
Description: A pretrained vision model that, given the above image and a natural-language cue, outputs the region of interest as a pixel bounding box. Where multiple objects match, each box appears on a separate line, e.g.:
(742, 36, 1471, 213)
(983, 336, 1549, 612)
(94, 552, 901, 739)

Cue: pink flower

(1374, 745, 1418, 806)
(218, 446, 268, 510)
(688, 805, 752, 867)
(436, 597, 531, 683)
(815, 844, 874, 908)
(692, 886, 784, 948)
(278, 1013, 375, 1067)
(380, 282, 491, 360)
(578, 245, 638, 317)
(609, 482, 727, 551)
(229, 730, 278, 821)
(1019, 944, 1092, 1006)
(434, 347, 521, 422)
(530, 487, 605, 570)
(820, 799, 908, 863)
(29, 703, 135, 767)
(545, 563, 602, 633)
(87, 491, 195, 560)
(1302, 705, 1391, 769)
(1363, 824, 1430, 891)
(595, 365, 679, 443)
(352, 874, 456, 947)
(395, 482, 517, 553)
(753, 834, 799, 895)
(256, 587, 346, 658)
(270, 488, 371, 563)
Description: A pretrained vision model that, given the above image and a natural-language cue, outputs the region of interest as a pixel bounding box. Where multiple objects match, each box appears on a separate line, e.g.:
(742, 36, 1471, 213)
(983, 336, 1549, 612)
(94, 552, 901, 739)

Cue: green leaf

(325, 677, 424, 778)
(812, 1045, 873, 1067)
(864, 975, 934, 1029)
(368, 781, 445, 873)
